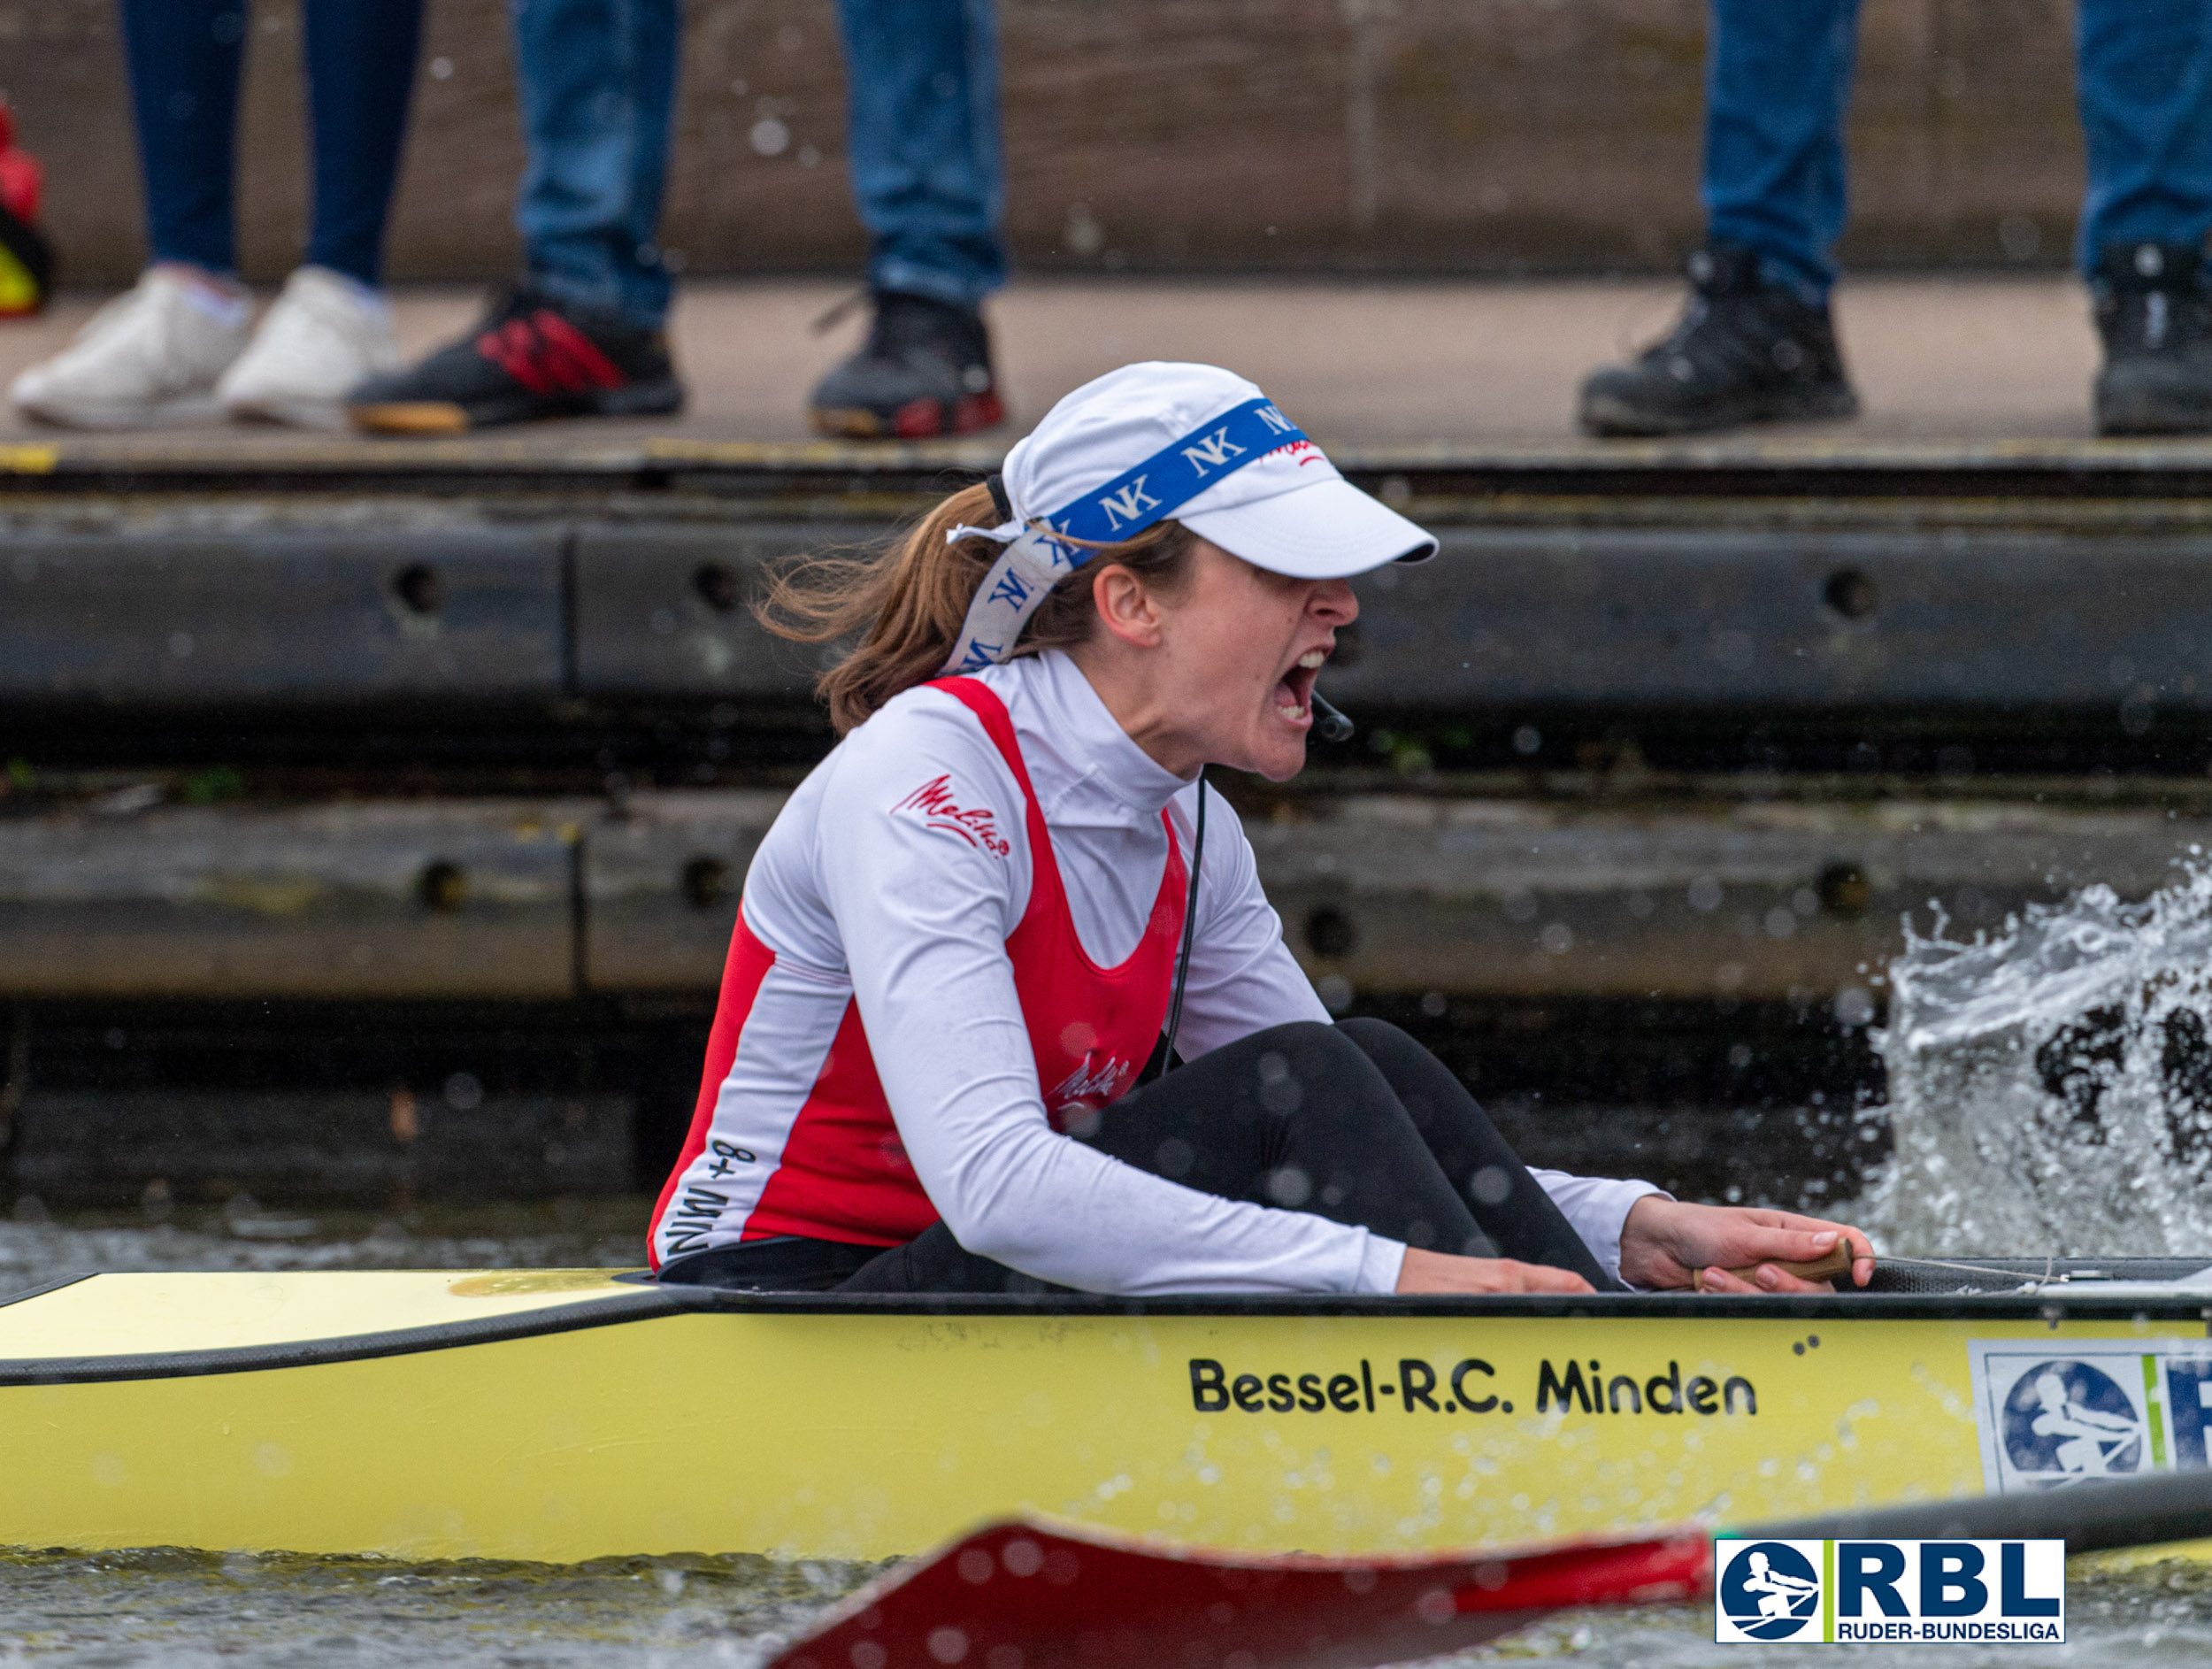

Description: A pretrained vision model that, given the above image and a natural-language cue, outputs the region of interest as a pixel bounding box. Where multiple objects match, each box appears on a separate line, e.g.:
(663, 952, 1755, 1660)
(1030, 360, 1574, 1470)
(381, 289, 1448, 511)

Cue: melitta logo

(891, 775, 1010, 858)
(1712, 1539, 2066, 1644)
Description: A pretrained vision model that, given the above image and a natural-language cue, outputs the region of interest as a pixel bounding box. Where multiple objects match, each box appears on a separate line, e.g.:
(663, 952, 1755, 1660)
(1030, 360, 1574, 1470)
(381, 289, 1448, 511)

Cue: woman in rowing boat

(649, 362, 1875, 1297)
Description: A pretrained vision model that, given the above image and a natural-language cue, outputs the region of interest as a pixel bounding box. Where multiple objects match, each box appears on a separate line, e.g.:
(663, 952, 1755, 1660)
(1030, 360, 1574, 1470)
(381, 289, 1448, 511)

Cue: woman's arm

(1526, 1169, 1666, 1284)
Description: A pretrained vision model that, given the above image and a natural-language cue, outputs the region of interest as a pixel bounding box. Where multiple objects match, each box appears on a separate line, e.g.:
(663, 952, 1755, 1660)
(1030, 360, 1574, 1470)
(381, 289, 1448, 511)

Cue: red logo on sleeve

(893, 774, 1011, 858)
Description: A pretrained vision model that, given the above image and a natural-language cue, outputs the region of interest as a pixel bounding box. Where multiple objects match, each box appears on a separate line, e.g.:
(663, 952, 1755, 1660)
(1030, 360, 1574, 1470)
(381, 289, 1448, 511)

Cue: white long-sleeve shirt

(653, 650, 1657, 1291)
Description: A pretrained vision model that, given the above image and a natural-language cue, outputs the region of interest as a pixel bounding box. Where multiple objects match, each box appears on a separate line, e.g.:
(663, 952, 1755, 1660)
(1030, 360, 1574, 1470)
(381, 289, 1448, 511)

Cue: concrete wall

(4, 0, 2087, 284)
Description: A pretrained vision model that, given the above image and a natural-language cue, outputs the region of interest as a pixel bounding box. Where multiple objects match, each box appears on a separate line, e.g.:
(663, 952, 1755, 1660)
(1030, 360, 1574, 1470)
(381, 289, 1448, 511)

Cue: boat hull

(4, 1272, 2208, 1563)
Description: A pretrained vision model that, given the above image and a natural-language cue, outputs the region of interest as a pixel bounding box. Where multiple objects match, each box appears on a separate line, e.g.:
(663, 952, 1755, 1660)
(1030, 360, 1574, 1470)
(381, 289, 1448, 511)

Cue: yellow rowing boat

(4, 1265, 2210, 1563)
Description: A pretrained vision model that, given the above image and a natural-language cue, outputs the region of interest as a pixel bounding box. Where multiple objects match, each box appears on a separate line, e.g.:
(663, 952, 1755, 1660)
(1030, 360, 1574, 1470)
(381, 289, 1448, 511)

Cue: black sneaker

(2093, 242, 2212, 435)
(347, 286, 683, 435)
(1578, 244, 1859, 437)
(808, 289, 1004, 440)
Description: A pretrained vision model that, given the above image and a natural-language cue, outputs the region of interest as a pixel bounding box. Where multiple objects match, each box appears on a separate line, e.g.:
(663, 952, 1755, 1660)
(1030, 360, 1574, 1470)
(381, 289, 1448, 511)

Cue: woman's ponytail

(754, 482, 1195, 734)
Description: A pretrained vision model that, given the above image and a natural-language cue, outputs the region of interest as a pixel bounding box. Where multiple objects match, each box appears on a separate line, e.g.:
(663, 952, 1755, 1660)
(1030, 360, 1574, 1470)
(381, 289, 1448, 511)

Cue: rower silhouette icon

(1719, 1542, 1821, 1640)
(2002, 1361, 2144, 1483)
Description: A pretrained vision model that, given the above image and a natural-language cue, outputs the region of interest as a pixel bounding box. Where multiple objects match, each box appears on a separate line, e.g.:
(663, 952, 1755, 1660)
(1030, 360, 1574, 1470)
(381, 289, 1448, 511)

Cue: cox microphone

(1310, 690, 1355, 743)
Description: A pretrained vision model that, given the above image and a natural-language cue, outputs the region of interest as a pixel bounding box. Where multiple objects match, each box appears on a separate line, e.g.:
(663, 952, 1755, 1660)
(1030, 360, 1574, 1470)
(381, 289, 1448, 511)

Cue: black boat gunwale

(0, 1273, 93, 1312)
(1, 1278, 2210, 1388)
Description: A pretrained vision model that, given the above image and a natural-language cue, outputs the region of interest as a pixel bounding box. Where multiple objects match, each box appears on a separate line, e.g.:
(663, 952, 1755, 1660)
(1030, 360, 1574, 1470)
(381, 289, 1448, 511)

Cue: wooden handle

(1693, 1243, 1859, 1291)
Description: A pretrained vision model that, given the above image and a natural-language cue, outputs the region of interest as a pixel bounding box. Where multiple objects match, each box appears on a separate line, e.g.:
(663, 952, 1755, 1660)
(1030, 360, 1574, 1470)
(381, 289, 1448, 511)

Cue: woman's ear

(1089, 562, 1165, 650)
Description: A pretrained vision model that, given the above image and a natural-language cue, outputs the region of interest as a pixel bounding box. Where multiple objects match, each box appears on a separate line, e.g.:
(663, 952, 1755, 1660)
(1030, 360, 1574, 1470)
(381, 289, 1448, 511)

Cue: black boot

(1578, 244, 1859, 437)
(2093, 241, 2212, 436)
(808, 290, 1004, 440)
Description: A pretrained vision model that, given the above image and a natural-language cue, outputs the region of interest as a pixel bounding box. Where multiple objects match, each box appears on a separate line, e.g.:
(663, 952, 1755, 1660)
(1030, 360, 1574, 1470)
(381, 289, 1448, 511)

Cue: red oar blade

(764, 1519, 1711, 1669)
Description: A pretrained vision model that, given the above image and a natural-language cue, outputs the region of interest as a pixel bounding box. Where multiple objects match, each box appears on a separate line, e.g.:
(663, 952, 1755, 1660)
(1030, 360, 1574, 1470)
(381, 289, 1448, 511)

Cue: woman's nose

(1312, 578, 1358, 622)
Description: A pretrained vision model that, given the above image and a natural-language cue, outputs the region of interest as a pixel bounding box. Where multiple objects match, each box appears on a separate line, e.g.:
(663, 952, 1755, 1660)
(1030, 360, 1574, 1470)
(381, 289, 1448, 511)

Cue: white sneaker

(9, 264, 252, 428)
(218, 265, 401, 430)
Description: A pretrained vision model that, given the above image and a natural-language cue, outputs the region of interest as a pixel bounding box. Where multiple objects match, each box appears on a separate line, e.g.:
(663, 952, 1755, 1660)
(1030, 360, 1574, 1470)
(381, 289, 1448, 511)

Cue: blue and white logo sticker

(1715, 1540, 1824, 1642)
(2001, 1359, 2143, 1481)
(1967, 1336, 2212, 1493)
(1714, 1539, 2067, 1644)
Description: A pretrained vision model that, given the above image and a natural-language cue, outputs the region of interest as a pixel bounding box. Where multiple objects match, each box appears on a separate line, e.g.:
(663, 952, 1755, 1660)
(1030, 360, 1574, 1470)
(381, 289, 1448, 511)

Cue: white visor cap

(1001, 362, 1437, 580)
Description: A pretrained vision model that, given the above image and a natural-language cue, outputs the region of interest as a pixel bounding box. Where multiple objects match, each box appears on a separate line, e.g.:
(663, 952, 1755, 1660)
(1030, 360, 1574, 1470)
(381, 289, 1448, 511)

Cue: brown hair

(753, 481, 1198, 734)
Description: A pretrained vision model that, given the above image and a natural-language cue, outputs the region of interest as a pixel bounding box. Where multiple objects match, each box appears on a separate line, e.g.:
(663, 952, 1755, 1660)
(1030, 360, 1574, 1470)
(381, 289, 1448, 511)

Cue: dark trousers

(119, 0, 425, 286)
(1705, 0, 2212, 297)
(835, 1018, 1617, 1294)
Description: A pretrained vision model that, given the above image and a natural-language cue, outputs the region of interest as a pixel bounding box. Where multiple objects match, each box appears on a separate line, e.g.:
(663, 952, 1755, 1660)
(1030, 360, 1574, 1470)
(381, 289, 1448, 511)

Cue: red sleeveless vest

(649, 677, 1188, 1255)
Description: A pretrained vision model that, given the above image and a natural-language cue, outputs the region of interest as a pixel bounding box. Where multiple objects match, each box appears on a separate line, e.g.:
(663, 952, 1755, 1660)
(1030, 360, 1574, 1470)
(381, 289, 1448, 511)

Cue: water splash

(1866, 859, 2212, 1256)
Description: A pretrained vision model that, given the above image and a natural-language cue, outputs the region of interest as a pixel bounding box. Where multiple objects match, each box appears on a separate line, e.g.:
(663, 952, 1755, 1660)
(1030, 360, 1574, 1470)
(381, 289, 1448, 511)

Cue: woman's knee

(1249, 1018, 1349, 1055)
(1240, 1019, 1379, 1111)
(1336, 1015, 1424, 1067)
(1335, 1017, 1465, 1111)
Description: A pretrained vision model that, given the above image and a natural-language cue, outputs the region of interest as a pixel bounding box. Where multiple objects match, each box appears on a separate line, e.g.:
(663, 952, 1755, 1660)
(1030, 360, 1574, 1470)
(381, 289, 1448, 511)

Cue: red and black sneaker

(808, 289, 1004, 440)
(347, 286, 684, 435)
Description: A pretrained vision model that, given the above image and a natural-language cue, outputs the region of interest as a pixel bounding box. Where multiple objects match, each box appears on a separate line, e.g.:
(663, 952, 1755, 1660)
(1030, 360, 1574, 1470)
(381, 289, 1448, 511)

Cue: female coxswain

(649, 362, 1876, 1298)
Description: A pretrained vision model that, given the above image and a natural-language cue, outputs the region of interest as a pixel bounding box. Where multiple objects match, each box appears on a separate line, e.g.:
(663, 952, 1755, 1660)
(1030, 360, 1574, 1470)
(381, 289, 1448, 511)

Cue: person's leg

(1092, 1021, 1490, 1255)
(508, 0, 680, 328)
(1701, 0, 1859, 304)
(342, 0, 683, 433)
(1333, 1018, 1609, 1283)
(7, 0, 253, 426)
(2078, 0, 2212, 435)
(835, 0, 1005, 308)
(841, 1219, 1071, 1294)
(844, 1021, 1472, 1294)
(841, 1020, 1617, 1294)
(615, 0, 680, 324)
(1577, 0, 1860, 438)
(118, 0, 247, 277)
(808, 0, 1007, 441)
(211, 0, 421, 427)
(300, 0, 426, 288)
(2075, 0, 2212, 270)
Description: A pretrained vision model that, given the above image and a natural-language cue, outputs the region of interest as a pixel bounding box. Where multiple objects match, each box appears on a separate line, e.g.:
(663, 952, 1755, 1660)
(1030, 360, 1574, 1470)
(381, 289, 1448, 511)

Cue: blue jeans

(1705, 0, 2212, 300)
(835, 0, 1007, 306)
(119, 0, 425, 288)
(509, 0, 680, 329)
(510, 0, 1006, 328)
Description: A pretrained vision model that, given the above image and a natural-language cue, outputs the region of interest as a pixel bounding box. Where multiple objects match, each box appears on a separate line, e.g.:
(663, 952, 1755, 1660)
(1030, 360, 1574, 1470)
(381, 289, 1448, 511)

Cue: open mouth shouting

(1273, 645, 1330, 727)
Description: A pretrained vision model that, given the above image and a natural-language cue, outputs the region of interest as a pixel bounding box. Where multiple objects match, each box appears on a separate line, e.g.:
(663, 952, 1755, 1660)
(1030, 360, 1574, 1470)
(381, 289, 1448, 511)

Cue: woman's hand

(1619, 1196, 1875, 1293)
(1394, 1246, 1594, 1295)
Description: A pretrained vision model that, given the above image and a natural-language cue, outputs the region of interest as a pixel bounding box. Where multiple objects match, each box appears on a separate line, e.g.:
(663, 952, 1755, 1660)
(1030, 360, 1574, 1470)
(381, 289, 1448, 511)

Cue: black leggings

(837, 1018, 1619, 1294)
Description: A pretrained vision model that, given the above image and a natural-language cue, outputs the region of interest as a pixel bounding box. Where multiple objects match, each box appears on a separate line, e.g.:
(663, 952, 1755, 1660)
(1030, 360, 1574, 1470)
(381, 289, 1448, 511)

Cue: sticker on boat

(1713, 1536, 2068, 1644)
(1969, 1337, 2212, 1491)
(1713, 1539, 1824, 1642)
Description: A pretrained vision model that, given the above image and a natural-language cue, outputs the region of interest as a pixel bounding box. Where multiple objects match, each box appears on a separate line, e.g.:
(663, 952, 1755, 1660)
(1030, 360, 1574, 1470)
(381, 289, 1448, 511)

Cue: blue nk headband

(940, 396, 1310, 676)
